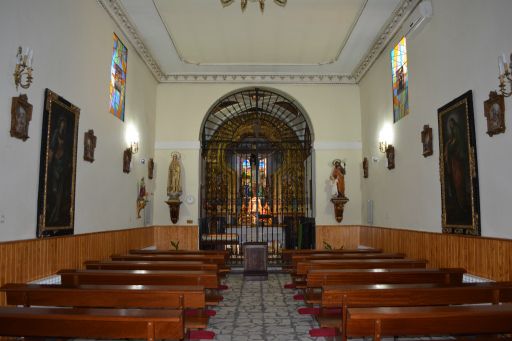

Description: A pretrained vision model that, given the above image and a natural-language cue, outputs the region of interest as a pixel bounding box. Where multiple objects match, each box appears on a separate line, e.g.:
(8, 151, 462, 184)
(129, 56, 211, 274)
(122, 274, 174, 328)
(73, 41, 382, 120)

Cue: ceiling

(100, 0, 419, 84)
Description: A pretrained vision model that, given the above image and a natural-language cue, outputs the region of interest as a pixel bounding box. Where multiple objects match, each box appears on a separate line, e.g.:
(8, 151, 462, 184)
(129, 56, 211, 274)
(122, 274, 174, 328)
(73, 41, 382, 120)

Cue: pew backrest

(84, 260, 219, 273)
(1, 283, 206, 309)
(296, 258, 427, 275)
(346, 304, 512, 341)
(307, 268, 466, 288)
(0, 306, 183, 341)
(58, 269, 219, 289)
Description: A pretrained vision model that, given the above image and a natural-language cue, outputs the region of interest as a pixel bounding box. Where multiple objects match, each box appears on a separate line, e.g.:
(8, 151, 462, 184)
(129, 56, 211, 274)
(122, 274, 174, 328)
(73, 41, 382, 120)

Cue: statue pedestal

(165, 199, 182, 224)
(330, 196, 349, 223)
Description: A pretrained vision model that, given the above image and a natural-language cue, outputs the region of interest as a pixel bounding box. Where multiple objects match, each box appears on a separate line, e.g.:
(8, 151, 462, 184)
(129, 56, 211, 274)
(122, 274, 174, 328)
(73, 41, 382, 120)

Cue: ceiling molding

(352, 0, 420, 82)
(161, 74, 355, 84)
(98, 0, 165, 81)
(99, 0, 417, 85)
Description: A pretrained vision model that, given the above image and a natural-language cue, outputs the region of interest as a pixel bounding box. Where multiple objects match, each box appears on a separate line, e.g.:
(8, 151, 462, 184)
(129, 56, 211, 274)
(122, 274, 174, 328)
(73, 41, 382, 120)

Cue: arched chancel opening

(199, 87, 315, 264)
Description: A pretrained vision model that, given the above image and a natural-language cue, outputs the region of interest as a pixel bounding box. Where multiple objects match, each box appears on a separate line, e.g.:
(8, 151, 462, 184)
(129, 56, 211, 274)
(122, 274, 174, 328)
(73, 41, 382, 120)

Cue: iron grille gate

(199, 88, 314, 265)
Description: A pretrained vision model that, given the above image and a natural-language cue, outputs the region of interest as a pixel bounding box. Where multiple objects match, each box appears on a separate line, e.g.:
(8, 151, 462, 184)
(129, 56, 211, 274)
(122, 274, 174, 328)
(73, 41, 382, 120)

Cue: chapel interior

(1, 0, 512, 339)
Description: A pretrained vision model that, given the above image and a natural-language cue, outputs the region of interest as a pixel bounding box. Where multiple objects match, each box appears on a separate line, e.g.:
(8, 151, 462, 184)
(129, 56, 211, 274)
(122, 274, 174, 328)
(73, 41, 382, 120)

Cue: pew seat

(0, 306, 184, 341)
(346, 304, 512, 341)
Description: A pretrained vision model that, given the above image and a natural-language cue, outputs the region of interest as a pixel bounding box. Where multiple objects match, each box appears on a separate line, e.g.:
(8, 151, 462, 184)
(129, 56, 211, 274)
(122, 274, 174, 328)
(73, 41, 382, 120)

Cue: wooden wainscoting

(315, 225, 360, 250)
(0, 227, 154, 306)
(359, 225, 512, 281)
(153, 225, 199, 250)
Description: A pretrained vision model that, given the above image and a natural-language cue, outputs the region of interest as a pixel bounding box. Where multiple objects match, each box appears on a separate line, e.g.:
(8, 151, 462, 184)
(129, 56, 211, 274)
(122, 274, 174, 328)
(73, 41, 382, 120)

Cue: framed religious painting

(123, 148, 132, 173)
(148, 158, 154, 179)
(37, 89, 80, 238)
(483, 91, 505, 137)
(386, 145, 395, 170)
(437, 90, 480, 236)
(10, 94, 33, 141)
(83, 129, 97, 162)
(362, 157, 369, 178)
(421, 124, 433, 157)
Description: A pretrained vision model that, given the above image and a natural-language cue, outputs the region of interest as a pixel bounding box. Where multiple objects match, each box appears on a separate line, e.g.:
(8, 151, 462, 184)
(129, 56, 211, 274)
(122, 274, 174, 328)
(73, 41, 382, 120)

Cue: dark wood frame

(123, 148, 132, 173)
(148, 158, 154, 179)
(83, 129, 96, 162)
(362, 157, 368, 178)
(37, 89, 80, 238)
(385, 145, 395, 170)
(483, 91, 506, 136)
(421, 124, 433, 157)
(10, 94, 33, 141)
(438, 90, 480, 236)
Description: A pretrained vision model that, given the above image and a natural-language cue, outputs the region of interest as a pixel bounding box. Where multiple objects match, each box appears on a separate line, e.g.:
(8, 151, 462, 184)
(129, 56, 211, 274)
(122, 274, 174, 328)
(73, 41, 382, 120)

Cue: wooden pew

(129, 249, 230, 261)
(291, 252, 406, 267)
(307, 268, 466, 289)
(58, 269, 219, 289)
(281, 248, 382, 263)
(296, 258, 427, 276)
(111, 253, 227, 267)
(2, 283, 205, 309)
(0, 306, 184, 341)
(85, 260, 219, 273)
(346, 304, 512, 341)
(2, 283, 208, 330)
(320, 282, 512, 338)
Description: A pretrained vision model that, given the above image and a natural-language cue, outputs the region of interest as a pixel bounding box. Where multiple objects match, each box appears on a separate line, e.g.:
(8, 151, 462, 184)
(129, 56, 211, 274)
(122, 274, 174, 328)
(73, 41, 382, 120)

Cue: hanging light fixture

(220, 0, 287, 13)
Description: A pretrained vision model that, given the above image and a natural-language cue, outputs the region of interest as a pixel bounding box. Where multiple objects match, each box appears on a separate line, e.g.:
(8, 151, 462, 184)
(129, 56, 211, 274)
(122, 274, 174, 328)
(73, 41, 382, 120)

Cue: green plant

(323, 241, 344, 250)
(170, 240, 180, 250)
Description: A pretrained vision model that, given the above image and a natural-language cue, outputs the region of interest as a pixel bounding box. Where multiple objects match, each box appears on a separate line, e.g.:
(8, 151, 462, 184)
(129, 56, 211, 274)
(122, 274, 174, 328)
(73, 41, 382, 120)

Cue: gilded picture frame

(10, 94, 33, 141)
(437, 90, 480, 236)
(37, 89, 80, 238)
(483, 91, 505, 137)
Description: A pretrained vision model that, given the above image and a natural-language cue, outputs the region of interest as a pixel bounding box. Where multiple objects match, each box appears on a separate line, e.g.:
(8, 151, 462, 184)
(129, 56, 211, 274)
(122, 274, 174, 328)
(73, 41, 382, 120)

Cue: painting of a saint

(438, 90, 480, 236)
(37, 89, 80, 237)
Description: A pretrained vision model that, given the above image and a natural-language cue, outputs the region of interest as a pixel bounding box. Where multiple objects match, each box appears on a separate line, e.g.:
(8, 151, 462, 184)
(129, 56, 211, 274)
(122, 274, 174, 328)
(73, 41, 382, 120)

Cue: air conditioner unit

(402, 0, 432, 40)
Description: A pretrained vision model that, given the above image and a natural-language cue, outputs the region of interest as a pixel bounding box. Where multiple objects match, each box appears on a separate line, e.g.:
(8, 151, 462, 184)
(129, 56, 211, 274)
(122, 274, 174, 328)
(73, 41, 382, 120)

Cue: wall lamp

(378, 123, 393, 153)
(125, 123, 140, 154)
(498, 53, 512, 97)
(14, 46, 34, 91)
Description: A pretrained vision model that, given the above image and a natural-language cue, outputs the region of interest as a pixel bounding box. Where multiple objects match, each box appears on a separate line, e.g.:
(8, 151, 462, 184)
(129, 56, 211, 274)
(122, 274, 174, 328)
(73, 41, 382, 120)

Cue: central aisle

(208, 273, 325, 341)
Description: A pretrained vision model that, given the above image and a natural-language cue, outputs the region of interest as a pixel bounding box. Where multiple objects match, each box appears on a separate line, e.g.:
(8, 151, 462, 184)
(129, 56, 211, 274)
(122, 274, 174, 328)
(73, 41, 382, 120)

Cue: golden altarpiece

(200, 88, 315, 264)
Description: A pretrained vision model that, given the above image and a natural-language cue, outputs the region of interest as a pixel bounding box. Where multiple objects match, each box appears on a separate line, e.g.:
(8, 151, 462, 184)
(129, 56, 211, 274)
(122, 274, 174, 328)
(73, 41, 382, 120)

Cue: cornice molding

(98, 0, 165, 80)
(352, 0, 420, 82)
(99, 0, 418, 85)
(161, 74, 355, 84)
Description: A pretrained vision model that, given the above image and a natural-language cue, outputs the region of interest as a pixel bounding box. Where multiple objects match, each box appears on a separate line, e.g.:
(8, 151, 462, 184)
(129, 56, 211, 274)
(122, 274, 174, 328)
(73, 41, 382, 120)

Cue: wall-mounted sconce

(378, 123, 393, 153)
(125, 123, 140, 154)
(498, 53, 512, 97)
(130, 141, 139, 154)
(13, 46, 34, 91)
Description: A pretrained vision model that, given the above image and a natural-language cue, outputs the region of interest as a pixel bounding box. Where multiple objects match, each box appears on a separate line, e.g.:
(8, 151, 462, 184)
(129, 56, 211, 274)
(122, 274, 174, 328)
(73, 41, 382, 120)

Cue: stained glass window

(391, 36, 409, 122)
(109, 33, 127, 121)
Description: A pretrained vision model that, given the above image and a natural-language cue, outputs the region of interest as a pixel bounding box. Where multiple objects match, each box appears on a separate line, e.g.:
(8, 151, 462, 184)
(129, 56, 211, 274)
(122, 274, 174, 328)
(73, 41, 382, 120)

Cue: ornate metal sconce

(13, 46, 33, 91)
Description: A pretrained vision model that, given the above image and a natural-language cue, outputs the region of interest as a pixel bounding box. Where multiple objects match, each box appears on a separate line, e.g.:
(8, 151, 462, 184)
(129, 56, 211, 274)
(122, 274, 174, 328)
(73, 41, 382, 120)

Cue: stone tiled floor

(206, 273, 457, 341)
(208, 273, 326, 341)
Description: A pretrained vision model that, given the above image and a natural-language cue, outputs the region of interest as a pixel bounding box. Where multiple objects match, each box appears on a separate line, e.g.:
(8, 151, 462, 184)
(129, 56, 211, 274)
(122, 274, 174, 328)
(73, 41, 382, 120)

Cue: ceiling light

(220, 0, 287, 13)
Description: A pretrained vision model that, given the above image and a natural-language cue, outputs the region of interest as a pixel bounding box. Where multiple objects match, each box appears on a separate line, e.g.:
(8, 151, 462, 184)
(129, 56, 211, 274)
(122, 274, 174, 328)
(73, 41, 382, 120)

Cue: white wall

(360, 0, 512, 238)
(0, 0, 157, 241)
(153, 83, 362, 226)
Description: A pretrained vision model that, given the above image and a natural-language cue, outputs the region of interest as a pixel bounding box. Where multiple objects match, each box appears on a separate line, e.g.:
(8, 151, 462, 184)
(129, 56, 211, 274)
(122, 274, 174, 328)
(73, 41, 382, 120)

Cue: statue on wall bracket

(330, 159, 349, 223)
(165, 151, 182, 224)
